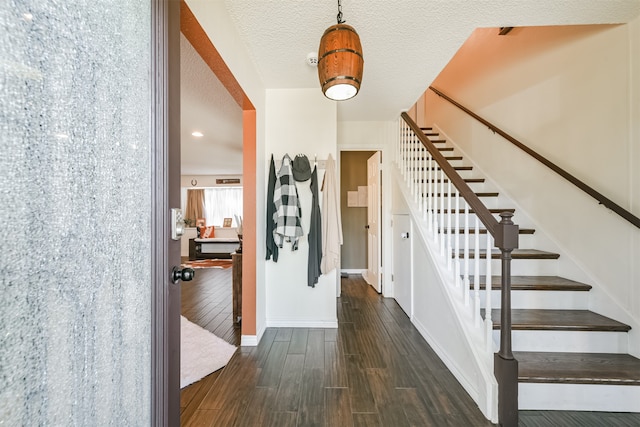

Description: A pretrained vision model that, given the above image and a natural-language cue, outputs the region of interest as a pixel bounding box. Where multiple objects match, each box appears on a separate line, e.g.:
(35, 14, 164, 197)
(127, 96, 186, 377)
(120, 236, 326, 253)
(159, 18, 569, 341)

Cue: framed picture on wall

(196, 218, 206, 228)
(223, 217, 232, 227)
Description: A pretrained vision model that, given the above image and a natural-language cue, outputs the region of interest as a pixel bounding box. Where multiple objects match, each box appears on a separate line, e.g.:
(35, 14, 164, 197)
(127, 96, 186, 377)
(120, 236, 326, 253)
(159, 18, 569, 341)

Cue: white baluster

(403, 127, 408, 181)
(454, 189, 460, 290)
(463, 201, 470, 307)
(485, 233, 493, 352)
(432, 161, 439, 243)
(427, 153, 433, 230)
(412, 136, 417, 197)
(397, 120, 401, 169)
(440, 169, 446, 254)
(422, 148, 427, 220)
(474, 216, 481, 326)
(447, 180, 452, 271)
(415, 144, 421, 204)
(411, 135, 415, 186)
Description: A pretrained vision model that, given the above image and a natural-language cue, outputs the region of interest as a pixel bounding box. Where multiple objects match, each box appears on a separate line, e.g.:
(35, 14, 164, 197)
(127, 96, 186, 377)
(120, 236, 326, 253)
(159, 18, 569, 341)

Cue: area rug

(181, 259, 232, 269)
(180, 316, 237, 388)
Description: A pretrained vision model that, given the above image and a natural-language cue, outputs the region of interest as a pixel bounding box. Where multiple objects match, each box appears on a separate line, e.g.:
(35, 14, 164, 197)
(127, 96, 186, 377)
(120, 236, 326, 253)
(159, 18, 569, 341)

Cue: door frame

(338, 147, 388, 296)
(150, 0, 181, 425)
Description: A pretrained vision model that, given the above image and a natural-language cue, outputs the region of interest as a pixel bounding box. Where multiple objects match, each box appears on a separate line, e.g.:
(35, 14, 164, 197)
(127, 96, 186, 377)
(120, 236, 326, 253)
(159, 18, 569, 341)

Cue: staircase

(398, 122, 640, 414)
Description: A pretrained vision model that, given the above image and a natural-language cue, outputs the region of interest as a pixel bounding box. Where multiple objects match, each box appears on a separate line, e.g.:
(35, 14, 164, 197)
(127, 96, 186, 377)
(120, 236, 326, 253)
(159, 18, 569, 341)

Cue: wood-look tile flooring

(180, 268, 640, 426)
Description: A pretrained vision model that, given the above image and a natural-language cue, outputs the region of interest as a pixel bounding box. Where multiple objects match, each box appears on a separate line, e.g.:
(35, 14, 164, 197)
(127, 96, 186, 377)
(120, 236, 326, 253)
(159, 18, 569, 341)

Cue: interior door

(366, 151, 382, 292)
(393, 214, 412, 316)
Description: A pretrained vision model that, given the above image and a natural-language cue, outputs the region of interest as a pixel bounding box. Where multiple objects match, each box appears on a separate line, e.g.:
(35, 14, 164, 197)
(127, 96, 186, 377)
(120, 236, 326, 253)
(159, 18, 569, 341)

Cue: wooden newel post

(494, 212, 519, 426)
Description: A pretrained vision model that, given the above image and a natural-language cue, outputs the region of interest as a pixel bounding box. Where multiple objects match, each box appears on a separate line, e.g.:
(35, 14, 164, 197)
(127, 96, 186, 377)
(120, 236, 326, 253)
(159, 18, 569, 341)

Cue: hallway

(180, 270, 640, 426)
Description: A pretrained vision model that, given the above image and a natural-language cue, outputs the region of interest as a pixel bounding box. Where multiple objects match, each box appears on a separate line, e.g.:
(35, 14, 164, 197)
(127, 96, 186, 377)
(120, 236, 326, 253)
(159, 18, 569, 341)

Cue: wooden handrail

(429, 86, 640, 229)
(401, 112, 501, 236)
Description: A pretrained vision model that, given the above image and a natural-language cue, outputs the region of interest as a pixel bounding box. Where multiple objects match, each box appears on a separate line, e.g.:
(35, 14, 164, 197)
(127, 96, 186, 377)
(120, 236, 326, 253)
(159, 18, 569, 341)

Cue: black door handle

(365, 225, 370, 229)
(172, 266, 195, 284)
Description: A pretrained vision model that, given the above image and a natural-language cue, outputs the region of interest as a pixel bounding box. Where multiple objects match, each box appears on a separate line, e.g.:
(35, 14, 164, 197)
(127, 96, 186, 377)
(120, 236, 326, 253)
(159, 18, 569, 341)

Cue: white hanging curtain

(203, 187, 243, 227)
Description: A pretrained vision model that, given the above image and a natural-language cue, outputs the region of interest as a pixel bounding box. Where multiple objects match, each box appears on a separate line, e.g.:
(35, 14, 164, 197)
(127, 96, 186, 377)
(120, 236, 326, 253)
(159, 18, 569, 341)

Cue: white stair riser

(493, 330, 629, 353)
(519, 383, 640, 412)
(481, 289, 589, 310)
(453, 259, 559, 276)
(442, 235, 535, 252)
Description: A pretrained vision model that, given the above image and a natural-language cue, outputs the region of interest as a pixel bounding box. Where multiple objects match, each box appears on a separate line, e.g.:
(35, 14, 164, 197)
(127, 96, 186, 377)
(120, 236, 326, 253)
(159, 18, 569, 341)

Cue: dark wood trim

(151, 0, 181, 425)
(180, 0, 254, 110)
(428, 86, 640, 229)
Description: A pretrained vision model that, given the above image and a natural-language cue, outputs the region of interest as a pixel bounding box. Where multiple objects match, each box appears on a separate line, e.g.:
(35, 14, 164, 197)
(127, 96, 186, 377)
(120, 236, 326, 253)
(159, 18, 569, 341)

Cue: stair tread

(489, 309, 631, 331)
(420, 166, 473, 171)
(479, 275, 592, 291)
(412, 166, 473, 171)
(459, 249, 560, 259)
(442, 228, 535, 234)
(515, 351, 640, 385)
(426, 178, 485, 183)
(428, 192, 498, 197)
(438, 208, 515, 214)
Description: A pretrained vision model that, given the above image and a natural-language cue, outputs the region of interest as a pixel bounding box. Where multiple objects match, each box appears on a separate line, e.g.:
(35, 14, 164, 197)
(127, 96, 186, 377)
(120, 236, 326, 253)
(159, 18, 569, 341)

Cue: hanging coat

(273, 154, 304, 250)
(265, 154, 279, 261)
(321, 154, 343, 273)
(307, 165, 322, 287)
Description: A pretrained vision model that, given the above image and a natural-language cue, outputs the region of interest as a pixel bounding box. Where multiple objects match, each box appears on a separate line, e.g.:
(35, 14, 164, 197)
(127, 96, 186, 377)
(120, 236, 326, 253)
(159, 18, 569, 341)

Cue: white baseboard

(240, 323, 266, 347)
(240, 335, 258, 346)
(412, 317, 480, 403)
(266, 319, 338, 328)
(340, 269, 366, 275)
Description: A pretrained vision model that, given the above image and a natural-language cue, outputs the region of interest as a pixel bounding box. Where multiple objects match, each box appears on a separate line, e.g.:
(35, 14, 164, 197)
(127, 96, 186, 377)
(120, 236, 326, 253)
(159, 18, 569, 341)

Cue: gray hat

(292, 154, 311, 182)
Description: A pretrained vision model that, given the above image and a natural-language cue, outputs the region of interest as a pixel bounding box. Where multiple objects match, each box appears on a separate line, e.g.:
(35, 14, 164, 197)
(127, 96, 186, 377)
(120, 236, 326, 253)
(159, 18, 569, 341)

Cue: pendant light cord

(336, 0, 345, 24)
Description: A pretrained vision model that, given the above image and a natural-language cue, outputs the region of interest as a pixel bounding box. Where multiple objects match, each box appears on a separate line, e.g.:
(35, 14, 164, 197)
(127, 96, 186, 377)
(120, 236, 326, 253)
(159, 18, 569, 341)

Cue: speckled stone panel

(1, 1, 151, 425)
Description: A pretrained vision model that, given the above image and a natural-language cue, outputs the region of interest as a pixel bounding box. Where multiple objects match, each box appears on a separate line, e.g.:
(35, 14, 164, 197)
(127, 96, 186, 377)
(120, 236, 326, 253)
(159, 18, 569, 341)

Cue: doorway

(179, 0, 256, 346)
(339, 150, 382, 293)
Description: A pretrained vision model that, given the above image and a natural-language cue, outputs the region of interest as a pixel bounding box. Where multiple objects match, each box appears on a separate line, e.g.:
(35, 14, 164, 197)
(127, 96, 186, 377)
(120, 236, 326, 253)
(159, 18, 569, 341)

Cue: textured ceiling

(222, 0, 640, 121)
(181, 33, 242, 175)
(182, 0, 640, 175)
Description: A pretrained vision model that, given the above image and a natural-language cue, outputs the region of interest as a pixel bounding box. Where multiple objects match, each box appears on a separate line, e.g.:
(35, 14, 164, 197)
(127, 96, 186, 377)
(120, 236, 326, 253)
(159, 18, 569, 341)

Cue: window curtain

(204, 187, 243, 227)
(185, 189, 204, 223)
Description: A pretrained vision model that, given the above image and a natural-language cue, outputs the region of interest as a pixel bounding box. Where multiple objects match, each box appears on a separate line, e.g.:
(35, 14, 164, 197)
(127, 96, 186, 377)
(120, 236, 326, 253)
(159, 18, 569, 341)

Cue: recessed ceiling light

(54, 133, 69, 139)
(23, 13, 33, 21)
(191, 131, 203, 137)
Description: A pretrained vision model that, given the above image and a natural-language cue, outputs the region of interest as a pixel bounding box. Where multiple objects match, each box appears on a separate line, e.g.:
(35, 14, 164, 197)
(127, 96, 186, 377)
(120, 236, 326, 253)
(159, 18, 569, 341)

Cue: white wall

(424, 21, 640, 355)
(338, 121, 396, 296)
(264, 88, 338, 327)
(390, 171, 497, 421)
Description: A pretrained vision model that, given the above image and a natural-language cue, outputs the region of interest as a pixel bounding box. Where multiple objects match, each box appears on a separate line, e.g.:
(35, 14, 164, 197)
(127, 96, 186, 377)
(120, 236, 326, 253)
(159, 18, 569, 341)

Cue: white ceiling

(180, 33, 242, 176)
(181, 0, 640, 175)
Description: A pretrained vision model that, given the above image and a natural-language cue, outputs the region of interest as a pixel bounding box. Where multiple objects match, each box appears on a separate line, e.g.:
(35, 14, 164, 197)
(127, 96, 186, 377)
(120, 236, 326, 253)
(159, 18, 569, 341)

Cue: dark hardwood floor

(180, 268, 640, 426)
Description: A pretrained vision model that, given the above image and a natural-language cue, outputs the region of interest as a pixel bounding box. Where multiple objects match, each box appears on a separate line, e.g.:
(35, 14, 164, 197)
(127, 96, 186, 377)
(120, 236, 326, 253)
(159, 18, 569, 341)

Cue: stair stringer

(392, 167, 498, 423)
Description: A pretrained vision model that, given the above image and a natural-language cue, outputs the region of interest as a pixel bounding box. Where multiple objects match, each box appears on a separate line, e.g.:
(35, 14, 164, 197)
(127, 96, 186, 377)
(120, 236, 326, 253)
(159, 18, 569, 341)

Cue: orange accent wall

(242, 110, 257, 335)
(181, 0, 257, 336)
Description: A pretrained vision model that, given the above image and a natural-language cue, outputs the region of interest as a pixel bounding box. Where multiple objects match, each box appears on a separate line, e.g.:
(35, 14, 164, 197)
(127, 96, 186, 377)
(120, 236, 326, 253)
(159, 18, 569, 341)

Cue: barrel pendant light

(317, 0, 363, 101)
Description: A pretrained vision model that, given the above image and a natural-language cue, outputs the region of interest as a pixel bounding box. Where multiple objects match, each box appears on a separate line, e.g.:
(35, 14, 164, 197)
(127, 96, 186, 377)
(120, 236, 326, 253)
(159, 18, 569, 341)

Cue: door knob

(172, 266, 195, 283)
